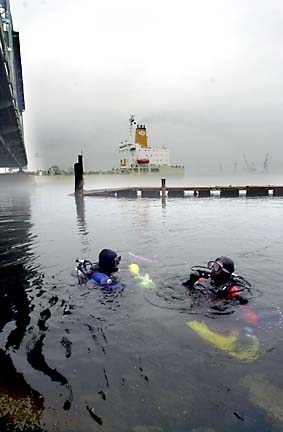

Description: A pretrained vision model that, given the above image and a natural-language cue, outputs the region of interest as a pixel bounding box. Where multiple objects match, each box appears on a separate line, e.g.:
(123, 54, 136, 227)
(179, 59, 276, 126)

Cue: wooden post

(74, 154, 84, 195)
(161, 178, 166, 206)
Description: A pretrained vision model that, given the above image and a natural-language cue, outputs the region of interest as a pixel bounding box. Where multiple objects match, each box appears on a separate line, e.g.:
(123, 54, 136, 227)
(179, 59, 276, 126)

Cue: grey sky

(11, 0, 283, 173)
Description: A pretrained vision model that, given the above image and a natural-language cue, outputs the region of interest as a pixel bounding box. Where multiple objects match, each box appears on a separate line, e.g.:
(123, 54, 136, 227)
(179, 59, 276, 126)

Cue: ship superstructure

(118, 116, 184, 175)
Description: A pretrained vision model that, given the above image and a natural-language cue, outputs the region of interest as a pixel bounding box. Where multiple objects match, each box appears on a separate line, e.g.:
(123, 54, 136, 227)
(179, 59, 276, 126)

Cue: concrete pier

(196, 189, 211, 198)
(273, 188, 283, 197)
(141, 189, 160, 198)
(246, 187, 269, 197)
(167, 189, 185, 198)
(83, 183, 283, 199)
(220, 188, 240, 198)
(117, 189, 137, 198)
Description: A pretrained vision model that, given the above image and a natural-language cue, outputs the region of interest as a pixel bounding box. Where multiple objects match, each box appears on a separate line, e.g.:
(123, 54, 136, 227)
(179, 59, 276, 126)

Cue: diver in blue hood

(75, 249, 121, 287)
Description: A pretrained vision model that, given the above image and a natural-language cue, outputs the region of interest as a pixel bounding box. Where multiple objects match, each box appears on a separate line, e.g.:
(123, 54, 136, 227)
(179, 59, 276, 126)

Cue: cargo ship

(118, 116, 184, 175)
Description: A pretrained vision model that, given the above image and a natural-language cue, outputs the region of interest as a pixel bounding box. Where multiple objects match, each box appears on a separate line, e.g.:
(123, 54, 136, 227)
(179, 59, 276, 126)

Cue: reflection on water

(75, 193, 87, 235)
(27, 334, 73, 410)
(75, 193, 90, 254)
(0, 187, 45, 430)
(0, 184, 72, 431)
(1, 178, 283, 431)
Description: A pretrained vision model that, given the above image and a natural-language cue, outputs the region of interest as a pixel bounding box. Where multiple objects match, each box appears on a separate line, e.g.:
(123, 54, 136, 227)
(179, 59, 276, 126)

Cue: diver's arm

(183, 271, 204, 288)
(226, 286, 248, 304)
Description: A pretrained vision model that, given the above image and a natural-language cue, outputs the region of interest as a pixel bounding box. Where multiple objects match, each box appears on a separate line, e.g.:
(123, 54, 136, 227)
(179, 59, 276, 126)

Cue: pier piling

(74, 154, 84, 195)
(161, 178, 166, 206)
(161, 179, 166, 199)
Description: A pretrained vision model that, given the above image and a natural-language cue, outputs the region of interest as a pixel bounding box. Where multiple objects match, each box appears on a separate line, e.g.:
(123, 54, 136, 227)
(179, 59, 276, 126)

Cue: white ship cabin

(118, 123, 170, 171)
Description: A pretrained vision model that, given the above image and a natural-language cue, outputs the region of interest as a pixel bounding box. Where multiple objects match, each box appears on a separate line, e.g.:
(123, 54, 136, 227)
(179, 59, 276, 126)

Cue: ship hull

(119, 165, 185, 176)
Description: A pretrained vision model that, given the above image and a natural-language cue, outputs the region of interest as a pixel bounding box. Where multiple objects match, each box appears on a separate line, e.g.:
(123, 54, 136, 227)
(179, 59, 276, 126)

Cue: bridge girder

(0, 12, 27, 168)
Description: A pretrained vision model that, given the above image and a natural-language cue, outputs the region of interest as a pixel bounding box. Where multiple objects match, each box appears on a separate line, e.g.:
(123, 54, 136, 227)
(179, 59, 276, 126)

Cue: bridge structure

(0, 0, 27, 168)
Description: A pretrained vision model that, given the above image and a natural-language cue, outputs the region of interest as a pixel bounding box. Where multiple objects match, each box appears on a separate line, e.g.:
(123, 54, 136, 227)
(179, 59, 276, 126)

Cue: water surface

(0, 175, 283, 432)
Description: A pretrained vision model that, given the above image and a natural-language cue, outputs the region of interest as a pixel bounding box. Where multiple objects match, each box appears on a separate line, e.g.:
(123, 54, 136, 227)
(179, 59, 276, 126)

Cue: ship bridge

(0, 0, 27, 168)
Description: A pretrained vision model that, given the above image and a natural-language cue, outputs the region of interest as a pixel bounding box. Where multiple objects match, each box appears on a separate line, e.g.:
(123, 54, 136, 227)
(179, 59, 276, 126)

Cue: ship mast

(129, 115, 136, 143)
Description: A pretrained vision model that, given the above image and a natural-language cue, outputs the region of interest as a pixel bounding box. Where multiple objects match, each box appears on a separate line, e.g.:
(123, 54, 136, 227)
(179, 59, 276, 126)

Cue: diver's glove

(183, 270, 202, 288)
(237, 295, 248, 305)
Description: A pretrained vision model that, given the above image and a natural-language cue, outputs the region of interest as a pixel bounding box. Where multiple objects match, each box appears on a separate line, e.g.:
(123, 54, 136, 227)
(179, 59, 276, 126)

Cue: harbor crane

(243, 154, 257, 173)
(263, 153, 269, 173)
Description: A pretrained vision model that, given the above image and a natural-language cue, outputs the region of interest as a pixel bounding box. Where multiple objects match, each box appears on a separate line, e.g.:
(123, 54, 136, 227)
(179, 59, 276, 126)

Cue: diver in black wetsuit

(96, 249, 121, 276)
(89, 249, 121, 286)
(183, 256, 250, 304)
(76, 249, 121, 286)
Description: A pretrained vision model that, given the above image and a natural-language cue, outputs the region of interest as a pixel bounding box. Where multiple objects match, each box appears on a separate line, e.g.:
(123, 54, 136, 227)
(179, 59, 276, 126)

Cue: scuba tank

(75, 259, 121, 289)
(90, 272, 114, 286)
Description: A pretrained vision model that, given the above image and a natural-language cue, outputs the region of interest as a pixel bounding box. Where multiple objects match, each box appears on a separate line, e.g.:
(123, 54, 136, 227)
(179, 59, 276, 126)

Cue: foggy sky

(11, 0, 283, 174)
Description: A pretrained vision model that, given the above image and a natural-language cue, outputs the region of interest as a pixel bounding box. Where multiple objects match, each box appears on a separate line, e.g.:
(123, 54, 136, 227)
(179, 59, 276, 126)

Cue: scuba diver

(75, 249, 121, 288)
(183, 256, 251, 304)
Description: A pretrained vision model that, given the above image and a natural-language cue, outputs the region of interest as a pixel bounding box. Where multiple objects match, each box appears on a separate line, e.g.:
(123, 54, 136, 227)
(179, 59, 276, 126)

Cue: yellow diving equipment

(129, 263, 140, 277)
(129, 263, 155, 289)
(186, 321, 260, 362)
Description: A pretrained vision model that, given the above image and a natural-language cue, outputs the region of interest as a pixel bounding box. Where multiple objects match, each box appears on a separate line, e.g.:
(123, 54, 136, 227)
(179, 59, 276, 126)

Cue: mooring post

(74, 154, 84, 195)
(161, 178, 166, 204)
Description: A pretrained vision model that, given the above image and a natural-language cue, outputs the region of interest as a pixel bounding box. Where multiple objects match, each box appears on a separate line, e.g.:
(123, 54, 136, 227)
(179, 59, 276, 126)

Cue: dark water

(0, 177, 283, 432)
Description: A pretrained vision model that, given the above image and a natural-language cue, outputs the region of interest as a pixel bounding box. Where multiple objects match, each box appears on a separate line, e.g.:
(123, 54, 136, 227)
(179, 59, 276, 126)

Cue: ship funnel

(135, 124, 148, 148)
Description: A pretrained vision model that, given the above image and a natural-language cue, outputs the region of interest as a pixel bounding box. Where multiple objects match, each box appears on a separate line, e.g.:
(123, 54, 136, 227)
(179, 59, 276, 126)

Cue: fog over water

(10, 0, 283, 174)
